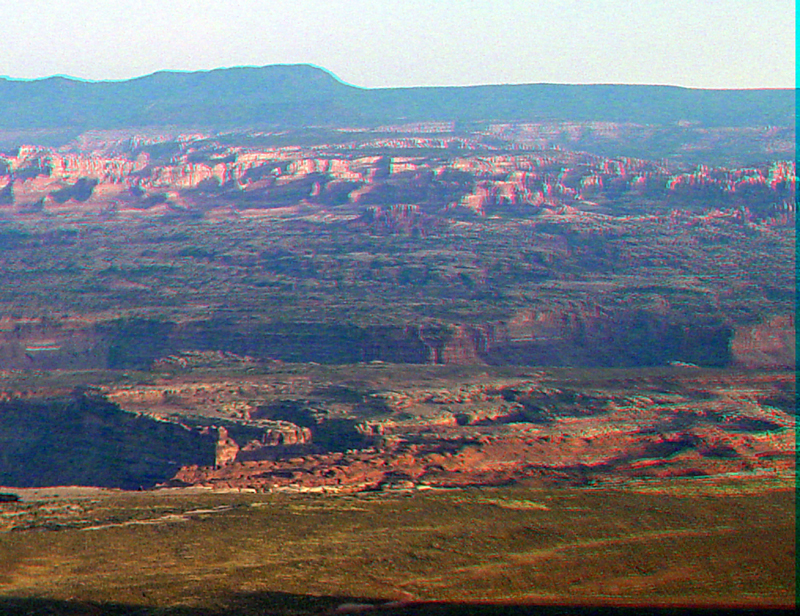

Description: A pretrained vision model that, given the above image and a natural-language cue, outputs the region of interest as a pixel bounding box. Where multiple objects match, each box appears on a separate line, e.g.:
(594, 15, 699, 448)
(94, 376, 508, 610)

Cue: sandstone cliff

(730, 315, 795, 369)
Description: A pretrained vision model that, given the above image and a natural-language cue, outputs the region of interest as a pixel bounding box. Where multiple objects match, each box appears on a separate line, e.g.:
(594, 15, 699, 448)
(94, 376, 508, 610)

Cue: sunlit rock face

(162, 371, 796, 493)
(1, 143, 794, 213)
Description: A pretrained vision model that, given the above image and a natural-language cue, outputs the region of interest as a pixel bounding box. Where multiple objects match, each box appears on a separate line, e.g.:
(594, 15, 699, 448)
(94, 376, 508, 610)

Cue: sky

(2, 0, 795, 89)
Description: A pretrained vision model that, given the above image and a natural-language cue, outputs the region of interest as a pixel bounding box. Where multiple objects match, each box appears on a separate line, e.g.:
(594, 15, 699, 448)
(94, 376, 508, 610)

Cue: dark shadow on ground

(0, 393, 216, 489)
(0, 594, 793, 616)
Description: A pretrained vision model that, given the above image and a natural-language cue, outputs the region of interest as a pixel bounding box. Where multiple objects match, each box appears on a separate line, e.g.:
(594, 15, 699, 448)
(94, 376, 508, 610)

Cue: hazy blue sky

(3, 0, 795, 88)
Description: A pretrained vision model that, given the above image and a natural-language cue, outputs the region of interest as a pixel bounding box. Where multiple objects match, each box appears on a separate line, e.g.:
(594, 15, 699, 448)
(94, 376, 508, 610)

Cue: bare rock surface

(97, 367, 794, 494)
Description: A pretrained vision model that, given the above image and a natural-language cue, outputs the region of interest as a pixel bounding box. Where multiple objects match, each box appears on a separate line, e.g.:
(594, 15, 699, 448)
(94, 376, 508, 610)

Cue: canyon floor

(0, 364, 795, 614)
(0, 477, 794, 614)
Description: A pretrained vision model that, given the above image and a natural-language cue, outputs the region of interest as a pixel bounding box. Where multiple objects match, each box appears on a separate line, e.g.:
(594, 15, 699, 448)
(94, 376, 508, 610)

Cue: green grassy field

(0, 477, 794, 615)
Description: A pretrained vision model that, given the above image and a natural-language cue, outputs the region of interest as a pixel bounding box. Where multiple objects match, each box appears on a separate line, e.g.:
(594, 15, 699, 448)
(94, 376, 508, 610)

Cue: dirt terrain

(0, 477, 794, 613)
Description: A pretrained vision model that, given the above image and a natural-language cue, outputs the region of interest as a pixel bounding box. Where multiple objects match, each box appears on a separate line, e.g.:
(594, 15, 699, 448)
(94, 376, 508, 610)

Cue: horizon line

(0, 64, 795, 92)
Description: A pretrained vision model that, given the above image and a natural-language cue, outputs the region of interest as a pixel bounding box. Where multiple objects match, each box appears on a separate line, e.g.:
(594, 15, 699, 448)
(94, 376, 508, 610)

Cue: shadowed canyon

(0, 65, 794, 613)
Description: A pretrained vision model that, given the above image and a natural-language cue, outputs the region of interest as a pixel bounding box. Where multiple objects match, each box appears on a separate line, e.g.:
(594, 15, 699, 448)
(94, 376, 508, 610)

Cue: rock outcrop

(214, 427, 240, 467)
(139, 369, 797, 493)
(730, 315, 795, 369)
(0, 143, 794, 221)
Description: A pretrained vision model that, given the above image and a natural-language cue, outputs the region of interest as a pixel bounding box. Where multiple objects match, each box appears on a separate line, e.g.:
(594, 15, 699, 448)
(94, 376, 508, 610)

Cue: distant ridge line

(0, 64, 794, 131)
(3, 63, 794, 91)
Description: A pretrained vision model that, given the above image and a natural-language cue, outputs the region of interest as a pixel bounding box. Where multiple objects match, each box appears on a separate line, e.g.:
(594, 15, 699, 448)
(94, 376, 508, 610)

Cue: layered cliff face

(0, 134, 793, 372)
(0, 310, 790, 371)
(730, 315, 795, 369)
(438, 308, 736, 368)
(0, 318, 107, 371)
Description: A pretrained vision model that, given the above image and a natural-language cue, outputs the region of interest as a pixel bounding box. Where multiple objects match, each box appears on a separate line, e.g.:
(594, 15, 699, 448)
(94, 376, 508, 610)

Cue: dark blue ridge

(0, 64, 794, 130)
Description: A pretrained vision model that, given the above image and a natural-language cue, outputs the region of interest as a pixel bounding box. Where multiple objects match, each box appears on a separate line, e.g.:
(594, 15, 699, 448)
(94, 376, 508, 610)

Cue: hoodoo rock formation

(214, 426, 240, 467)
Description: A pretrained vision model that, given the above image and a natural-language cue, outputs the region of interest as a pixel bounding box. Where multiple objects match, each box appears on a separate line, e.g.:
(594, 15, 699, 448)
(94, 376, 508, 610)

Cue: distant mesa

(0, 64, 794, 133)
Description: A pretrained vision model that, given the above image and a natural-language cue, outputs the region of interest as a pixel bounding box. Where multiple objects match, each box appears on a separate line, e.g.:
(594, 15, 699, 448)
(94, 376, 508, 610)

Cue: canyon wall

(0, 394, 216, 488)
(0, 311, 787, 371)
(730, 315, 795, 369)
